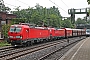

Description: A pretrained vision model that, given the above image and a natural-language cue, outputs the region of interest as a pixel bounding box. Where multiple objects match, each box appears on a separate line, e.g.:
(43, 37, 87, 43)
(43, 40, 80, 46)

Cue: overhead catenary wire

(16, 0, 30, 7)
(5, 0, 68, 14)
(60, 0, 79, 18)
(49, 0, 67, 13)
(60, 0, 69, 8)
(5, 0, 30, 9)
(5, 0, 70, 17)
(5, 0, 77, 18)
(49, 0, 80, 21)
(5, 3, 17, 7)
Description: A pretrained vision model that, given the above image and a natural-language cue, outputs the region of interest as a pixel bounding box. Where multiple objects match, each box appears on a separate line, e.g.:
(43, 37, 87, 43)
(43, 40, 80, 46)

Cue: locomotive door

(26, 29, 29, 39)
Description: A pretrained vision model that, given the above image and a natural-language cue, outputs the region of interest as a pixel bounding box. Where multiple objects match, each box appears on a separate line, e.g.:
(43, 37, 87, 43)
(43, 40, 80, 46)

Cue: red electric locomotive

(48, 28, 65, 40)
(54, 29, 65, 39)
(8, 23, 51, 46)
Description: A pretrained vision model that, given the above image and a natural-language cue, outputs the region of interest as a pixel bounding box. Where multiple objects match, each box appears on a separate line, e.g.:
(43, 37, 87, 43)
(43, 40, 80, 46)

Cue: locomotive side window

(10, 27, 21, 32)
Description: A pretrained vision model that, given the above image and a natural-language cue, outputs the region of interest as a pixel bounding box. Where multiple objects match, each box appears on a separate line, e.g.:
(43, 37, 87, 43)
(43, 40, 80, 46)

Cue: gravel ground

(17, 41, 68, 60)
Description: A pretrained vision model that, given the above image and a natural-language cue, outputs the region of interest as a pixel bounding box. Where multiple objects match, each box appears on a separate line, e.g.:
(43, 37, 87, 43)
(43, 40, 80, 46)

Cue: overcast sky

(3, 0, 89, 19)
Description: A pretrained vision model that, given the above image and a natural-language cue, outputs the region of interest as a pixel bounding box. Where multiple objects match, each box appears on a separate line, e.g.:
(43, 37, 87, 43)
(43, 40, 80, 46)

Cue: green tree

(75, 18, 86, 25)
(61, 19, 73, 28)
(2, 24, 11, 38)
(0, 0, 11, 12)
(87, 0, 90, 4)
(11, 4, 63, 28)
(11, 18, 27, 24)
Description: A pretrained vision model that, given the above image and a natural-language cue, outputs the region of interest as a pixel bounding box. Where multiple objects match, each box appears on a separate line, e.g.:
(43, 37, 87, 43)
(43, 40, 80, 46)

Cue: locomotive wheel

(50, 34, 53, 41)
(27, 42, 30, 46)
(34, 40, 37, 43)
(23, 43, 27, 47)
(43, 39, 46, 43)
(30, 41, 33, 46)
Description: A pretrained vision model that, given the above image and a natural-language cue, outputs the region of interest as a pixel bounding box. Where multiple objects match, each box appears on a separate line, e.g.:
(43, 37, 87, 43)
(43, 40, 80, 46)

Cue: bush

(2, 24, 11, 38)
(0, 40, 11, 47)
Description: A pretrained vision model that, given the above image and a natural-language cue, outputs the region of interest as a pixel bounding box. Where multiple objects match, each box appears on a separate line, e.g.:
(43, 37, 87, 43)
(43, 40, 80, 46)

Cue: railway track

(0, 38, 68, 60)
(0, 36, 86, 60)
(0, 46, 15, 52)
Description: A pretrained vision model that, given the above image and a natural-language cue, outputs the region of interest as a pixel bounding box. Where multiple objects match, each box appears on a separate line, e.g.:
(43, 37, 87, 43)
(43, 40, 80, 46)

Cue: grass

(0, 41, 11, 47)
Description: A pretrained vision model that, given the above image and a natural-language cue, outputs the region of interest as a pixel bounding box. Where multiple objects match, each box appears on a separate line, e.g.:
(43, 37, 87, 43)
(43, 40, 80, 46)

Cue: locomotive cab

(8, 24, 29, 46)
(8, 25, 22, 39)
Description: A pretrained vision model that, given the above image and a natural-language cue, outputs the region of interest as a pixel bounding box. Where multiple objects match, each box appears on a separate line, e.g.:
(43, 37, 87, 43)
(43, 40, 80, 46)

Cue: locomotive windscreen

(9, 26, 21, 32)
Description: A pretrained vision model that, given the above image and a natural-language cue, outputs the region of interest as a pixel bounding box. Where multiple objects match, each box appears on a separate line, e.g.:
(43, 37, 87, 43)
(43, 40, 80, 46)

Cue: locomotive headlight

(20, 36, 22, 39)
(16, 36, 22, 39)
(9, 36, 13, 38)
(16, 36, 20, 38)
